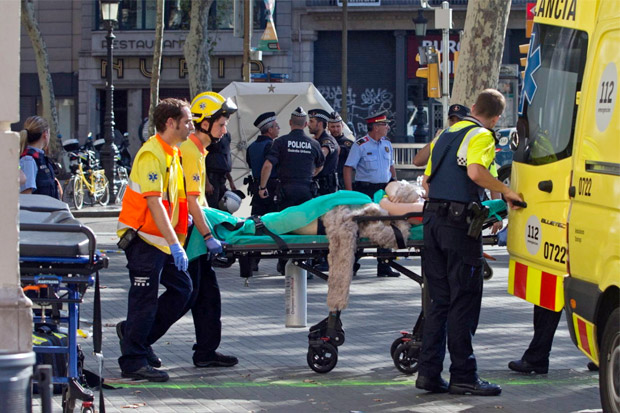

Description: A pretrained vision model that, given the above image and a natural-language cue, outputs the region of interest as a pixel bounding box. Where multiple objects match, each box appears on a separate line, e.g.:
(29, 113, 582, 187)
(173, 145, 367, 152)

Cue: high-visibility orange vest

(118, 134, 188, 254)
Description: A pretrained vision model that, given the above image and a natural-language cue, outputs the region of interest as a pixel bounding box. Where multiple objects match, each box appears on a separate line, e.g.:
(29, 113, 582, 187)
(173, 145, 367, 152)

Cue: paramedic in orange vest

(116, 98, 194, 382)
(178, 92, 239, 368)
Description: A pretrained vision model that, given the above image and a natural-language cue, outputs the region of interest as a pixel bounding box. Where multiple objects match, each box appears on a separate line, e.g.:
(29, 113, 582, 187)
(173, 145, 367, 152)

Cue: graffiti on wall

(317, 86, 395, 137)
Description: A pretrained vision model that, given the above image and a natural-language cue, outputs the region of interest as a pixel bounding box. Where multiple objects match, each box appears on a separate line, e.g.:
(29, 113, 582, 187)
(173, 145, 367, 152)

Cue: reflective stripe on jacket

(118, 134, 188, 253)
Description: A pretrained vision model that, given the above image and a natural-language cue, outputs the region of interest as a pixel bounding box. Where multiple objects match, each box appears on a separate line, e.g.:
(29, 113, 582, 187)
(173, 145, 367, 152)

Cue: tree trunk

(184, 0, 214, 98)
(148, 0, 165, 136)
(21, 0, 60, 158)
(451, 0, 511, 106)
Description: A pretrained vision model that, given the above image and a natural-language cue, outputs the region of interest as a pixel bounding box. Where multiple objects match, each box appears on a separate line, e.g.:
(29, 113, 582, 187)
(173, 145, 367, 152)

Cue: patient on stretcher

(293, 180, 424, 235)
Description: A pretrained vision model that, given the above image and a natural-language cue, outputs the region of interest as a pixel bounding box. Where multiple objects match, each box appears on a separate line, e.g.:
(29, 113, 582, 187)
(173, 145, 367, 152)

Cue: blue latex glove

(169, 243, 188, 272)
(205, 236, 225, 255)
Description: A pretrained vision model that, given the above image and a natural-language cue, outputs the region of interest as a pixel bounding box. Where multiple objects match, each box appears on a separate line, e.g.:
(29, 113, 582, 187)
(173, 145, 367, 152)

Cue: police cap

(254, 112, 277, 130)
(448, 104, 470, 120)
(366, 110, 390, 125)
(291, 106, 307, 118)
(308, 108, 330, 122)
(328, 111, 342, 123)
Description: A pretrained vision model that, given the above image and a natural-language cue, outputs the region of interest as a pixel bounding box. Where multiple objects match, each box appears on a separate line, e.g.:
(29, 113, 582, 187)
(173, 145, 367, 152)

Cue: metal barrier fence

(392, 143, 426, 170)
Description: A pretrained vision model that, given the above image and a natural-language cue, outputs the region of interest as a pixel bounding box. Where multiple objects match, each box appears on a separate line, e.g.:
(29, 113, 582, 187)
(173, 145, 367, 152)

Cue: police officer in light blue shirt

(343, 111, 396, 192)
(343, 111, 398, 277)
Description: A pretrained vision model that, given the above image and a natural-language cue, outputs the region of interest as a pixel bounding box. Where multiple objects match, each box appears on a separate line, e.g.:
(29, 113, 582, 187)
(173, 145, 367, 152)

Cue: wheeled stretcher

(19, 194, 108, 413)
(186, 191, 506, 374)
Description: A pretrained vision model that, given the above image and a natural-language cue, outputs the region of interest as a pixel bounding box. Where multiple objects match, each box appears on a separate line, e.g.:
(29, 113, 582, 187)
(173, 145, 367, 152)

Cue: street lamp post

(100, 0, 119, 203)
(413, 9, 428, 143)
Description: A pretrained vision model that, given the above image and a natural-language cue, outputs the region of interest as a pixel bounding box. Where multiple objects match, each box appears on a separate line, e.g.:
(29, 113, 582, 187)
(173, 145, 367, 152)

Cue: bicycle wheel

(72, 176, 84, 210)
(96, 173, 110, 206)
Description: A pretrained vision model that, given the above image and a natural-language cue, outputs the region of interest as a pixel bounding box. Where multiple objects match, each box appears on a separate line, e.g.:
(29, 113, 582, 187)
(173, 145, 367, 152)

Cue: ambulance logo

(519, 32, 541, 115)
(148, 172, 158, 182)
(192, 173, 200, 182)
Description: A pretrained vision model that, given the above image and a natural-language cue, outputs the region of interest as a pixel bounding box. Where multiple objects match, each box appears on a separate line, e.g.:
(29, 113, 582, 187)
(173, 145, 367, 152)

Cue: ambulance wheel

(393, 340, 420, 375)
(600, 307, 620, 413)
(307, 342, 338, 374)
(483, 259, 493, 280)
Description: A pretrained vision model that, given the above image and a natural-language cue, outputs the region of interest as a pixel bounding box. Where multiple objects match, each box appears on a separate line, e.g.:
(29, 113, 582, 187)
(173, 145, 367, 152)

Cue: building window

(95, 0, 268, 31)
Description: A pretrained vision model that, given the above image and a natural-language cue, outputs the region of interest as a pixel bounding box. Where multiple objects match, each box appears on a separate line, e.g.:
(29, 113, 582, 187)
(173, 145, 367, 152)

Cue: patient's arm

(379, 198, 424, 216)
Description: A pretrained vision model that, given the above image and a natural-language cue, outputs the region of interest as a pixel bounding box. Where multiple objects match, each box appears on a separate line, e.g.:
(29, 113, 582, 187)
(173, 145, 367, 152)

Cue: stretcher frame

(20, 222, 108, 413)
(218, 211, 502, 373)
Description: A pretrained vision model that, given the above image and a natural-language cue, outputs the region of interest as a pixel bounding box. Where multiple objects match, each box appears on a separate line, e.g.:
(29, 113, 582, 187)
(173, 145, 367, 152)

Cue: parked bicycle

(61, 139, 110, 209)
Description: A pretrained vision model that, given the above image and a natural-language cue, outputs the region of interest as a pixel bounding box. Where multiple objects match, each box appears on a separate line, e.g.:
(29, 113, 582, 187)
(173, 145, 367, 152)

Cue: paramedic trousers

(418, 208, 484, 383)
(187, 253, 222, 359)
(119, 237, 193, 373)
(522, 305, 562, 366)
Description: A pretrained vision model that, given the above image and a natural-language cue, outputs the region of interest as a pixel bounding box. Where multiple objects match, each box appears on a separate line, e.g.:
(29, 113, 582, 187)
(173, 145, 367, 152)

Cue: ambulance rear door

(507, 8, 590, 312)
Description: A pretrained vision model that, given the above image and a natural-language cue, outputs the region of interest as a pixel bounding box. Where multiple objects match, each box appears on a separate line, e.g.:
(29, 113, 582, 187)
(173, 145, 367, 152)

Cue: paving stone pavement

(33, 217, 602, 412)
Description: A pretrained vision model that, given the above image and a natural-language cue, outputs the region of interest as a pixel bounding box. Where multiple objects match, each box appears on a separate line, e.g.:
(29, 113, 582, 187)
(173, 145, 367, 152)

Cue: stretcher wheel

(81, 407, 95, 413)
(332, 331, 345, 346)
(62, 385, 76, 413)
(392, 340, 420, 375)
(307, 342, 338, 373)
(483, 259, 493, 280)
(390, 334, 412, 358)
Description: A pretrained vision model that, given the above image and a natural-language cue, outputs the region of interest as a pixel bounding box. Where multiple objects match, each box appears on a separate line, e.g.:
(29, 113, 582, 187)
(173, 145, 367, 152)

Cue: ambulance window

(517, 25, 588, 165)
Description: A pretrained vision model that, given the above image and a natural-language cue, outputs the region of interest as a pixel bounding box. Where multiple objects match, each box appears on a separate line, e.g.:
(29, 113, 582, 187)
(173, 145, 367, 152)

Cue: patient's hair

(385, 180, 421, 203)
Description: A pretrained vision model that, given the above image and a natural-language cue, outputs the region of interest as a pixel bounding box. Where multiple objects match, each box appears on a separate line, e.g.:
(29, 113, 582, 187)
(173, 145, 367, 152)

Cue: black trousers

(522, 305, 562, 365)
(278, 183, 313, 211)
(250, 178, 278, 216)
(186, 253, 222, 359)
(418, 209, 484, 383)
(206, 171, 228, 210)
(119, 237, 193, 373)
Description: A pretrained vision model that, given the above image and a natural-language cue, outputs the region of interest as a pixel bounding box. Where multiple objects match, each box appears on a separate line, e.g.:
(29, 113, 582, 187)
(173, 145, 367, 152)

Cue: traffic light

(416, 46, 441, 98)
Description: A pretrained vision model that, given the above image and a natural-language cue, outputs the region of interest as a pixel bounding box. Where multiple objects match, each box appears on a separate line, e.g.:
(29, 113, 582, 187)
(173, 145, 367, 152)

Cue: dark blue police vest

(247, 136, 275, 178)
(21, 147, 59, 199)
(428, 125, 485, 203)
(315, 131, 338, 178)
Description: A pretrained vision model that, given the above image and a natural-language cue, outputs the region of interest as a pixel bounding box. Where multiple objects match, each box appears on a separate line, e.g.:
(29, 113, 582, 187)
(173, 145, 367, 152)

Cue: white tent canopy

(220, 82, 354, 184)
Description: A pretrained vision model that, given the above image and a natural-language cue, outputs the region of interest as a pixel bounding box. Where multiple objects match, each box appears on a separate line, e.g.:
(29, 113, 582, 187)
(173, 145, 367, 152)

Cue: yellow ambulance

(507, 1, 619, 411)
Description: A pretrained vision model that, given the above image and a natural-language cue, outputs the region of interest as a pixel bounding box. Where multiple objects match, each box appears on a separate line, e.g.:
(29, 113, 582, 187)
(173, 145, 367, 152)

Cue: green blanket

(186, 192, 506, 261)
(187, 191, 372, 261)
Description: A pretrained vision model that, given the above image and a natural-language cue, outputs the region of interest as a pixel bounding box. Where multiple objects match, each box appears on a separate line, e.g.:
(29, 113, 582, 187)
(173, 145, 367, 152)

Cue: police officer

(19, 115, 61, 199)
(328, 111, 353, 190)
(258, 107, 324, 210)
(343, 111, 399, 277)
(308, 108, 339, 195)
(205, 132, 237, 210)
(415, 89, 523, 396)
(246, 111, 280, 216)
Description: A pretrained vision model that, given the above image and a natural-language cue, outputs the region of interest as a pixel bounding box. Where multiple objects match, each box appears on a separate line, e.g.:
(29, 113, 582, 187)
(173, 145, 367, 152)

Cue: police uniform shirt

(19, 146, 46, 192)
(246, 135, 276, 179)
(315, 130, 339, 178)
(345, 135, 394, 183)
(424, 117, 496, 176)
(265, 129, 324, 183)
(206, 132, 232, 173)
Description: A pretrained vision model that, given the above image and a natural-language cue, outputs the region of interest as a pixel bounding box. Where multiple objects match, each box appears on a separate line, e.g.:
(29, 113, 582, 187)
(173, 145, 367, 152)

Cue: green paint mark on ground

(110, 375, 597, 390)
